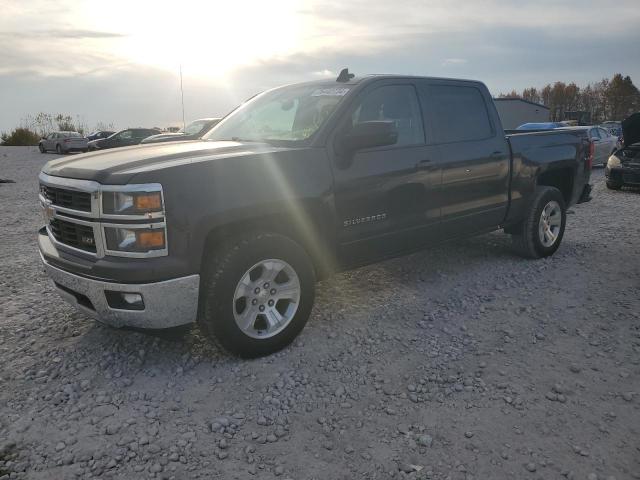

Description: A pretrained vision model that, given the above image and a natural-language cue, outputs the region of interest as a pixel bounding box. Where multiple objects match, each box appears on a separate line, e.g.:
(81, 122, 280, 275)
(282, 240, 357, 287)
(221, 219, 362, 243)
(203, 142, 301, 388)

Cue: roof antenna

(336, 68, 354, 83)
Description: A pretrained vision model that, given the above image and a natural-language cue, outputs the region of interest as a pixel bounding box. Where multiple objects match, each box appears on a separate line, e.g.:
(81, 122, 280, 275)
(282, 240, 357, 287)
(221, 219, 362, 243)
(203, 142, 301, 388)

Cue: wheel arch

(199, 203, 338, 282)
(536, 167, 574, 204)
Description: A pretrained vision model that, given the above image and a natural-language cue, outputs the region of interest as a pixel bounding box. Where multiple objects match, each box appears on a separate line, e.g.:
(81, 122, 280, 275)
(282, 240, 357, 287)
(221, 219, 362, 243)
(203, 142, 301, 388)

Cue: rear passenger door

(133, 129, 154, 143)
(418, 82, 510, 237)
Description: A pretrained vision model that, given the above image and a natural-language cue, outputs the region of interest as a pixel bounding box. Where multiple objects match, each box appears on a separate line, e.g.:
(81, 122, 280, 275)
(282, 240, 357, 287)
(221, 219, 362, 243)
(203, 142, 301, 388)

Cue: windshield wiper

(231, 137, 262, 142)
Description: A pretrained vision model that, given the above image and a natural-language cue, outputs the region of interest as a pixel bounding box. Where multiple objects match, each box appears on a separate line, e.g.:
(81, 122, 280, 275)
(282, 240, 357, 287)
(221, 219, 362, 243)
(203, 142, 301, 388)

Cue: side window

(119, 130, 133, 139)
(590, 128, 600, 139)
(351, 85, 424, 147)
(429, 85, 493, 143)
(598, 128, 608, 138)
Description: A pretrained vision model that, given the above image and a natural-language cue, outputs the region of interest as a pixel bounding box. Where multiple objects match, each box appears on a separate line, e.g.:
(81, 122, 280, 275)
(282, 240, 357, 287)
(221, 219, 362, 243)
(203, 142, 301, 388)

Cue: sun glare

(81, 0, 308, 78)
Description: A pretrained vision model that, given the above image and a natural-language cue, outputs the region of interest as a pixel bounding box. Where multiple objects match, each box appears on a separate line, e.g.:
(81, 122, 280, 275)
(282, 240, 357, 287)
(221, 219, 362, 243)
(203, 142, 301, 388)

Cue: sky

(1, 0, 639, 133)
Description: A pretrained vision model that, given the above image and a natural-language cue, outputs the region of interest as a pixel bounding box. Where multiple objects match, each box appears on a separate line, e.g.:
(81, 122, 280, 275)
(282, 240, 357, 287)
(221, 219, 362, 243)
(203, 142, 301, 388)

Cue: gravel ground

(1, 146, 639, 480)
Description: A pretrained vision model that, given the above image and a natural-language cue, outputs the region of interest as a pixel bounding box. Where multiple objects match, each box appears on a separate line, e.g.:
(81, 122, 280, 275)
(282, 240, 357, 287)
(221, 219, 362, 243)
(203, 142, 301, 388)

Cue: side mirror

(339, 121, 398, 153)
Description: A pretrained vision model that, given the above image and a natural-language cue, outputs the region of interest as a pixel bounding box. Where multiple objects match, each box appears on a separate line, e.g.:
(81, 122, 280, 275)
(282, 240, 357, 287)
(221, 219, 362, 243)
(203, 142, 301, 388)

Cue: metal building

(493, 98, 550, 130)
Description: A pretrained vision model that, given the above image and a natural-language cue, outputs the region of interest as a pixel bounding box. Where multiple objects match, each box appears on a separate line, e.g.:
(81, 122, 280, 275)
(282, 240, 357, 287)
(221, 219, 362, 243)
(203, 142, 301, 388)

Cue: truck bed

(503, 128, 591, 225)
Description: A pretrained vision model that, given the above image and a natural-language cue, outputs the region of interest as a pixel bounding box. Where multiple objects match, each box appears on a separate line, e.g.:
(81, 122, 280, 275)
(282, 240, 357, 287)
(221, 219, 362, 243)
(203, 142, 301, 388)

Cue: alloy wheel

(232, 258, 301, 339)
(538, 200, 562, 247)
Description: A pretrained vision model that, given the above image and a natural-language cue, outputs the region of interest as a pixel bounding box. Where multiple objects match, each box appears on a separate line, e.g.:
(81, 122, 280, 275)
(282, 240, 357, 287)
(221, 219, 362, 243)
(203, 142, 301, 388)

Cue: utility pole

(180, 64, 186, 131)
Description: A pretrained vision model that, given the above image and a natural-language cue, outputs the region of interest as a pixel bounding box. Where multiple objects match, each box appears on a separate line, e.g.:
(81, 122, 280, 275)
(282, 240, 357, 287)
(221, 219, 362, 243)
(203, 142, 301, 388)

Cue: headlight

(104, 226, 166, 254)
(100, 184, 167, 257)
(607, 155, 621, 169)
(102, 186, 164, 216)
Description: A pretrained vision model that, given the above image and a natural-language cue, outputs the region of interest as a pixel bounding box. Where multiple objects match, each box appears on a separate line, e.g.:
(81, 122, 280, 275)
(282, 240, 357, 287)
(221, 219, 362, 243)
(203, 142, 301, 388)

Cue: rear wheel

(39, 144, 45, 153)
(56, 144, 63, 155)
(606, 181, 622, 190)
(198, 232, 316, 357)
(511, 186, 566, 259)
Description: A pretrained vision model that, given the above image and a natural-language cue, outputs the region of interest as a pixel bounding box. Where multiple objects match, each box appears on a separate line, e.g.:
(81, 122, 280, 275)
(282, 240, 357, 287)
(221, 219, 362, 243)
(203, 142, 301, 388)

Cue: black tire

(511, 186, 566, 259)
(82, 149, 88, 153)
(39, 144, 45, 153)
(198, 232, 316, 358)
(606, 181, 622, 190)
(56, 144, 63, 155)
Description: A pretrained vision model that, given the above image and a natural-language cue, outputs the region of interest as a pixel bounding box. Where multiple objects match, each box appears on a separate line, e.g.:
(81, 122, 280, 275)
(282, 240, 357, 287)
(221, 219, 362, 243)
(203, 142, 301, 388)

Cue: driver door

(330, 80, 441, 266)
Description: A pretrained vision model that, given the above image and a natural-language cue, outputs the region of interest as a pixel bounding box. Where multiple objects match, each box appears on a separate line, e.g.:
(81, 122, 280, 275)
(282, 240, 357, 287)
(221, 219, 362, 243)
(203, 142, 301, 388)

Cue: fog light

(105, 291, 145, 310)
(122, 293, 143, 305)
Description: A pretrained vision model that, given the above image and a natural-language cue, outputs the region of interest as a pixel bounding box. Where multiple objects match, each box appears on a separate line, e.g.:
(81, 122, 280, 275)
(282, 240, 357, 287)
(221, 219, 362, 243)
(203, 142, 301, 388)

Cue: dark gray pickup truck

(38, 71, 592, 357)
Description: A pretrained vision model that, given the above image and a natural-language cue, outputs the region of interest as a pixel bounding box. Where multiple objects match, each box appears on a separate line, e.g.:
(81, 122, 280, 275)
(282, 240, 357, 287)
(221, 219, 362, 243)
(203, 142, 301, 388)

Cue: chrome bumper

(41, 254, 199, 329)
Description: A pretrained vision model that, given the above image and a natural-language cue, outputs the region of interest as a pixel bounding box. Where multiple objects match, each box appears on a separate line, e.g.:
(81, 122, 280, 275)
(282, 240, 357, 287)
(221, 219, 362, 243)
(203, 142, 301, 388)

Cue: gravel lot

(1, 146, 639, 480)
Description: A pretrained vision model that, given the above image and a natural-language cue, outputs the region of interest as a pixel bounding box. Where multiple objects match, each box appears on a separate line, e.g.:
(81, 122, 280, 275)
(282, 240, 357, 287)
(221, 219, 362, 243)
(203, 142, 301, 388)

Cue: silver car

(39, 131, 89, 154)
(561, 126, 620, 166)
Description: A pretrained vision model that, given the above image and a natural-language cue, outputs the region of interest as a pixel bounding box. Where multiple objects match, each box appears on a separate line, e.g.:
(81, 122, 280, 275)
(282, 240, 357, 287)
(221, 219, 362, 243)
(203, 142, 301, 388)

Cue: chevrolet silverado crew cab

(38, 70, 593, 357)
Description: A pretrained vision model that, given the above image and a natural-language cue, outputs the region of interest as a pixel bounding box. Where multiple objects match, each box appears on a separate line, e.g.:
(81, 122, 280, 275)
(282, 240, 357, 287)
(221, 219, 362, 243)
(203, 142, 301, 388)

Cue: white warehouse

(493, 98, 550, 130)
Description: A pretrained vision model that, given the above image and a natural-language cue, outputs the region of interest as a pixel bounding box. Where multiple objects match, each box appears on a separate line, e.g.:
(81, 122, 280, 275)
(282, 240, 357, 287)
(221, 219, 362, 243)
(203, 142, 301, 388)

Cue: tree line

(498, 73, 640, 123)
(1, 113, 115, 146)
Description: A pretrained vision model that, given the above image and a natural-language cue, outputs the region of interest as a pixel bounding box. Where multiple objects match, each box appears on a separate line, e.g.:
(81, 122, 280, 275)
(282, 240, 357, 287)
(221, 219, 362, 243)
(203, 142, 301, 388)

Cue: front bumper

(40, 253, 200, 329)
(606, 166, 640, 185)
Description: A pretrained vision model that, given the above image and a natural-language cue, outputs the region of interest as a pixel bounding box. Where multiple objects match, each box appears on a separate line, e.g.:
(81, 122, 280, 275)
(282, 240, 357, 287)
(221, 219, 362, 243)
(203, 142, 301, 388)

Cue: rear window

(430, 85, 493, 143)
(133, 129, 155, 138)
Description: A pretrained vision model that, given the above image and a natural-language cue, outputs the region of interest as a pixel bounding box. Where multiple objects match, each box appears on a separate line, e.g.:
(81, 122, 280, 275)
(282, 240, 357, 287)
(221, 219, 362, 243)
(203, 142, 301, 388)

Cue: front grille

(622, 172, 640, 184)
(41, 185, 92, 212)
(49, 218, 97, 253)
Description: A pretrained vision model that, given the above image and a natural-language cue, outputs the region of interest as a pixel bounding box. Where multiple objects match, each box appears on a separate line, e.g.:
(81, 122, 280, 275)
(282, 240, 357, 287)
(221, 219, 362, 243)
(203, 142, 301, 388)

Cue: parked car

(37, 72, 592, 357)
(516, 122, 567, 130)
(560, 126, 619, 166)
(86, 130, 115, 141)
(600, 121, 622, 137)
(605, 113, 640, 189)
(141, 118, 221, 144)
(88, 128, 160, 150)
(39, 131, 88, 154)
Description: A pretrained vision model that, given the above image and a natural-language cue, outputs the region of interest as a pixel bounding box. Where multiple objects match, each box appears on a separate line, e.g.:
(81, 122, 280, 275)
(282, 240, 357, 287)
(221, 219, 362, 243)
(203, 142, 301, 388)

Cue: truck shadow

(69, 230, 556, 365)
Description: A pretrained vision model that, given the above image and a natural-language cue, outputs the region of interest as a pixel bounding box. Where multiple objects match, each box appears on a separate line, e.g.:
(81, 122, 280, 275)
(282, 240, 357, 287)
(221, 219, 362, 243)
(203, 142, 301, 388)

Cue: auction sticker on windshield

(311, 88, 351, 97)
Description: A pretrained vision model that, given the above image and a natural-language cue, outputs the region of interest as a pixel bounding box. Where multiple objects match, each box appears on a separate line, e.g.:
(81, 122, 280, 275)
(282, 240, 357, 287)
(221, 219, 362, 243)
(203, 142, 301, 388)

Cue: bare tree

(498, 74, 638, 123)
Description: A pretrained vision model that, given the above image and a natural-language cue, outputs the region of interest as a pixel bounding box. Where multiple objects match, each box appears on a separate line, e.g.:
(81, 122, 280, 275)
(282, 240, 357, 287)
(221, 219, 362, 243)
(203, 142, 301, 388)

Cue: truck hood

(42, 140, 293, 184)
(622, 112, 640, 147)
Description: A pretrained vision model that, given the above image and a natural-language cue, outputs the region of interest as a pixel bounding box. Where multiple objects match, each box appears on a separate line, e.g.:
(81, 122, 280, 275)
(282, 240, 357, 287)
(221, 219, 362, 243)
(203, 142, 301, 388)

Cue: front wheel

(39, 144, 45, 153)
(511, 186, 566, 259)
(198, 232, 316, 357)
(56, 144, 63, 155)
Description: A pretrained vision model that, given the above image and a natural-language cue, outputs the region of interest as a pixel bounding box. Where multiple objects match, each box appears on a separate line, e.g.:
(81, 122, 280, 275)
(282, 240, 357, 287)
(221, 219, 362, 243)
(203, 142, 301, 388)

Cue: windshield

(204, 84, 351, 145)
(182, 120, 209, 135)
